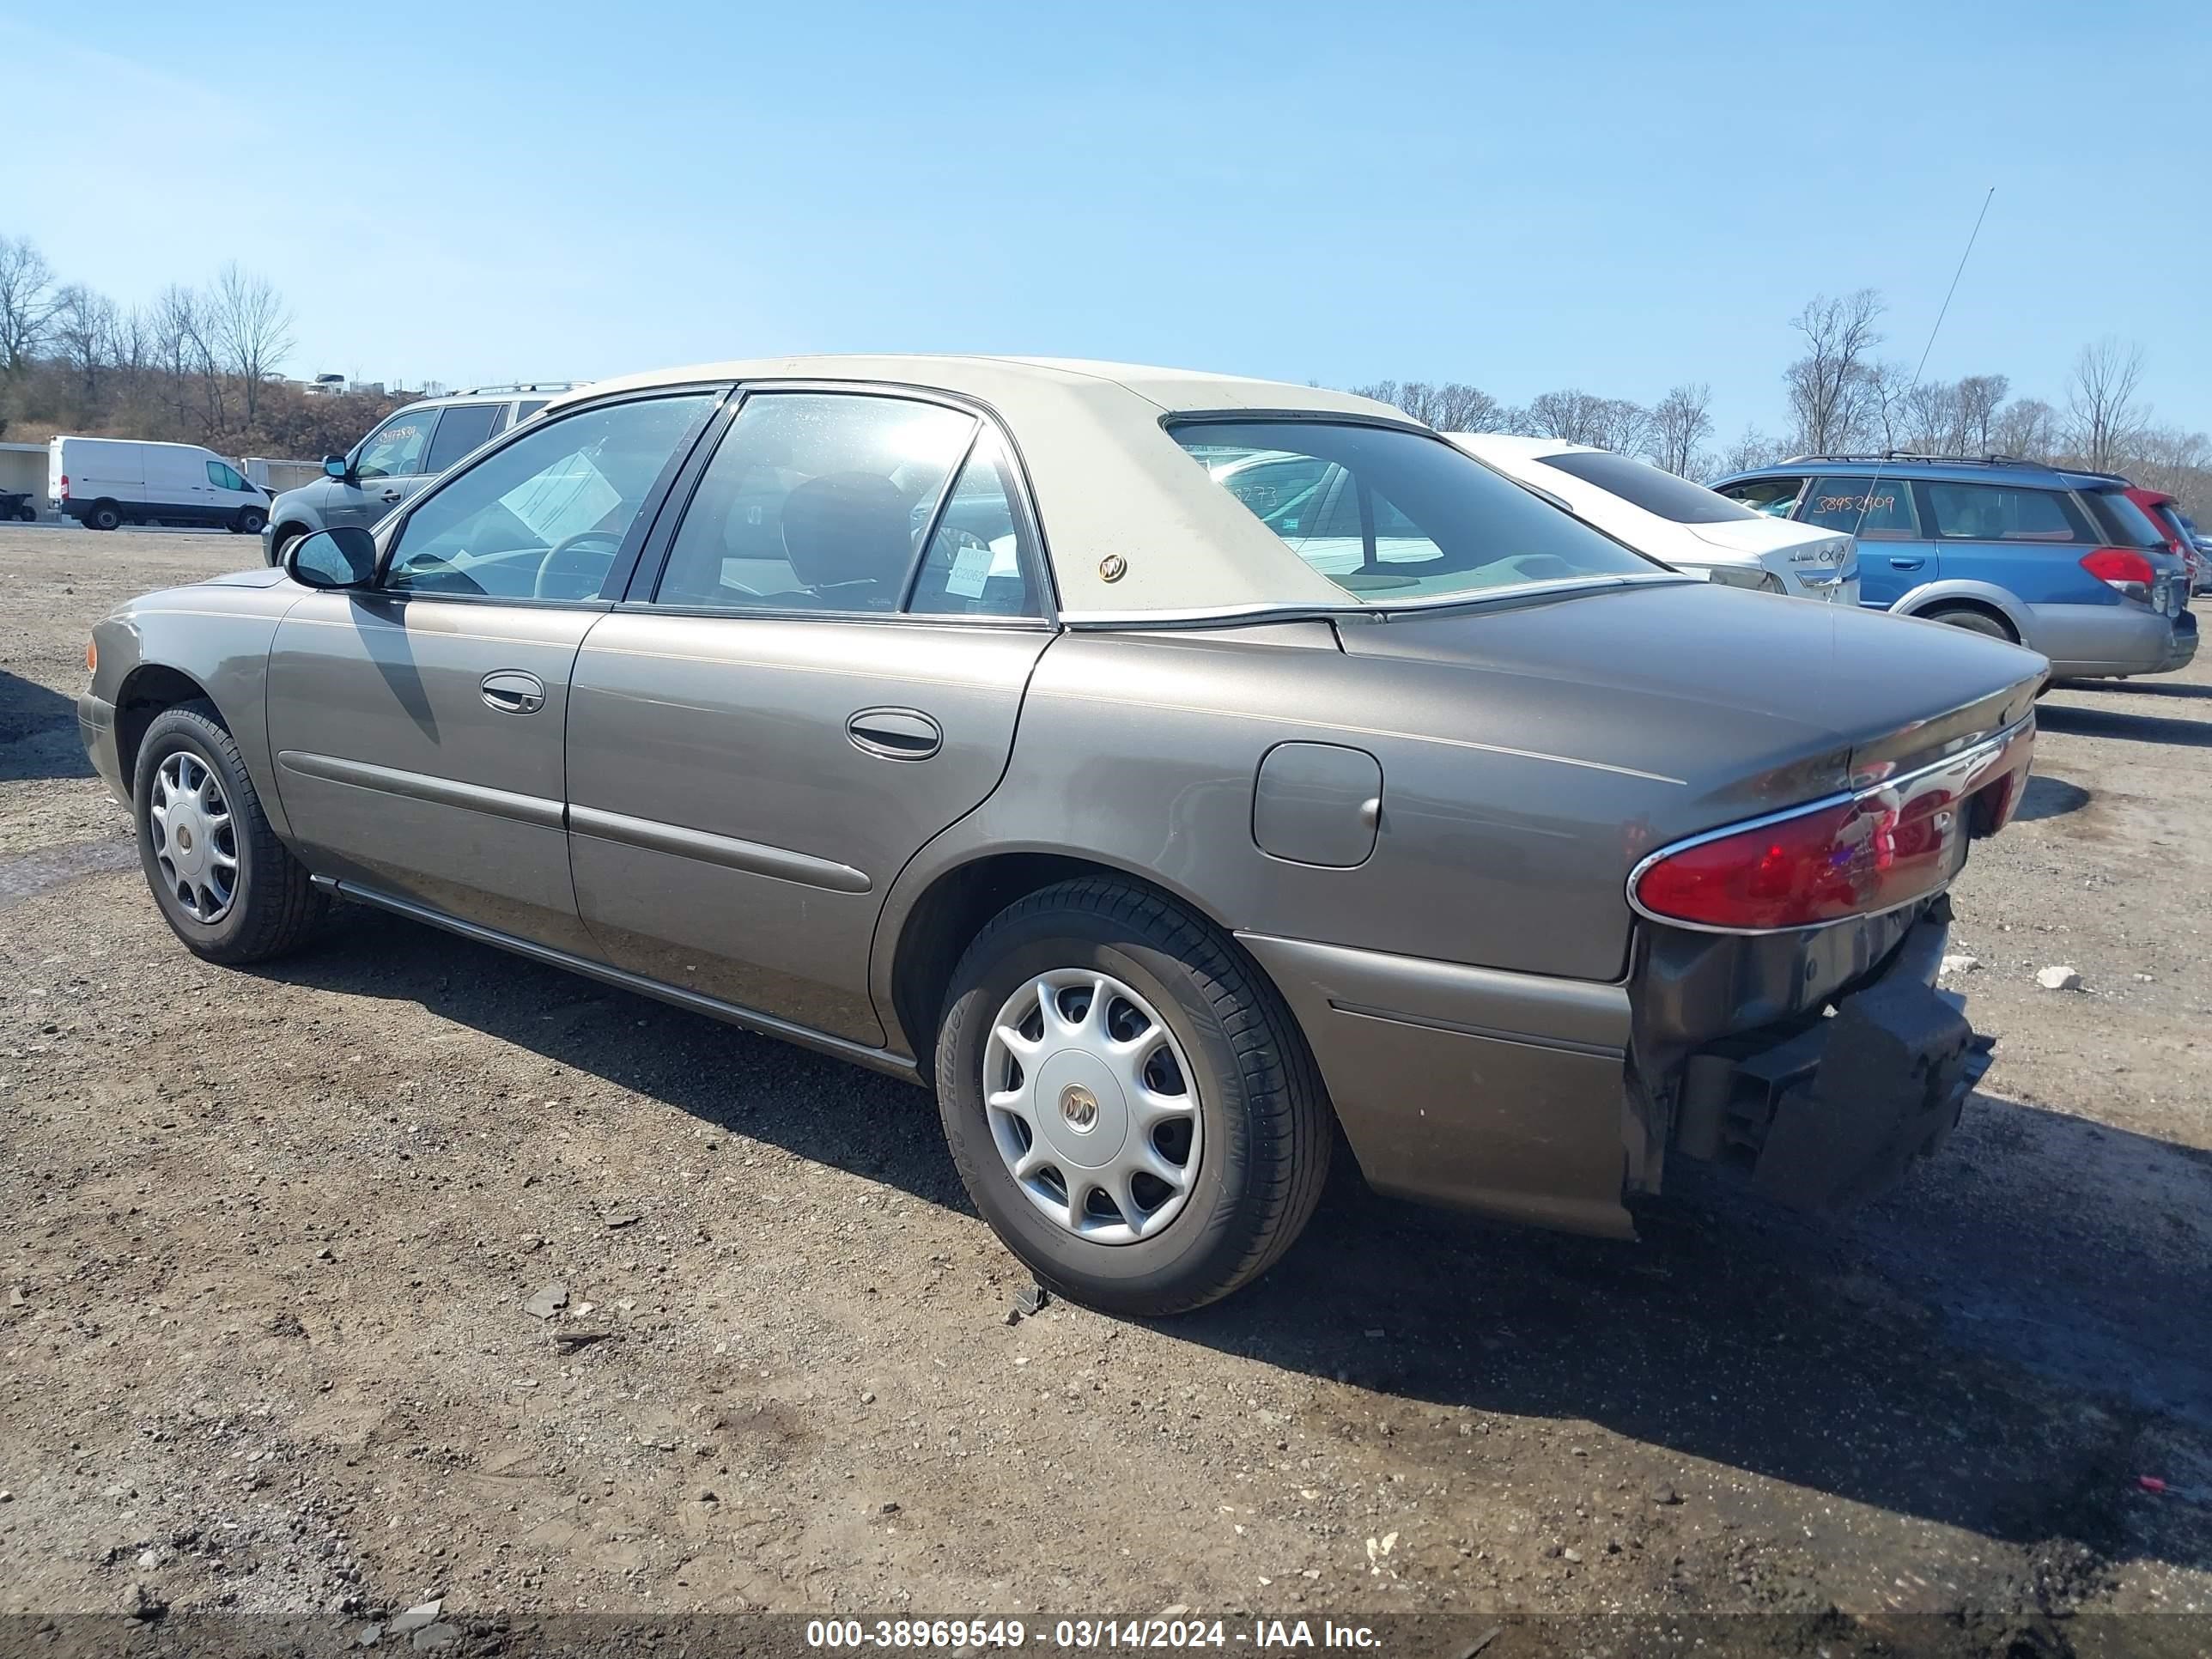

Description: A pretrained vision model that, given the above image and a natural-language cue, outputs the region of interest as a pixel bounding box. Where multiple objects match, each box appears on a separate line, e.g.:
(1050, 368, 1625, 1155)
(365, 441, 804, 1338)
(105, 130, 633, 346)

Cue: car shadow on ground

(2066, 678, 2211, 702)
(2033, 705, 2212, 749)
(2013, 772, 2092, 822)
(260, 905, 2212, 1575)
(0, 670, 93, 782)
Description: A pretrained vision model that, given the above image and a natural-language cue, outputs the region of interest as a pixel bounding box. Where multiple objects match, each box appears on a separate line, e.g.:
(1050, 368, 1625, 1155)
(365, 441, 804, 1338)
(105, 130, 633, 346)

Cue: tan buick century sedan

(81, 357, 2042, 1314)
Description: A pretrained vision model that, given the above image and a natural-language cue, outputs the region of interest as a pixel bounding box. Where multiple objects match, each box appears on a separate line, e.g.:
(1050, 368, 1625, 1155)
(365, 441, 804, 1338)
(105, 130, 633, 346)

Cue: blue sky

(8, 0, 2209, 444)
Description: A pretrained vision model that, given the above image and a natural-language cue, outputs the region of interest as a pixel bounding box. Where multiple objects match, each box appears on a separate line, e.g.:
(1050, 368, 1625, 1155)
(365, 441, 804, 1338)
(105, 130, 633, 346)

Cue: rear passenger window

(1924, 483, 2087, 542)
(1804, 476, 1920, 540)
(906, 432, 1042, 617)
(653, 392, 975, 614)
(423, 403, 505, 474)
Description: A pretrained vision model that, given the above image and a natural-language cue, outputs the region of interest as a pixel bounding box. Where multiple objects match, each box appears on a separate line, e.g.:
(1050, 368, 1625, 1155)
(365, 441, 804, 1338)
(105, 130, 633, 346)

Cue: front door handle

(1889, 556, 1925, 570)
(379, 489, 403, 503)
(846, 707, 941, 761)
(481, 670, 546, 714)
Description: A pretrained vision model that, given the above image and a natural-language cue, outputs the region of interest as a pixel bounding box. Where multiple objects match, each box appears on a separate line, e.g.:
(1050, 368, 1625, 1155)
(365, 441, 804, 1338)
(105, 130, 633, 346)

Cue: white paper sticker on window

(501, 452, 623, 545)
(945, 543, 994, 599)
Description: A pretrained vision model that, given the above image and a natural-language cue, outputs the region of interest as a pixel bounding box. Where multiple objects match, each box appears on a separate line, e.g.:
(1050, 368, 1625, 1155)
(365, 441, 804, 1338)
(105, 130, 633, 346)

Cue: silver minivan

(259, 383, 571, 564)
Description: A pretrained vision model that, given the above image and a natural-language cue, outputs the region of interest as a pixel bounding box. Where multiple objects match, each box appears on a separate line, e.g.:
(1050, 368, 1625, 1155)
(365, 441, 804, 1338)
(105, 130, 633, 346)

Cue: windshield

(1171, 421, 1665, 604)
(1534, 448, 1761, 524)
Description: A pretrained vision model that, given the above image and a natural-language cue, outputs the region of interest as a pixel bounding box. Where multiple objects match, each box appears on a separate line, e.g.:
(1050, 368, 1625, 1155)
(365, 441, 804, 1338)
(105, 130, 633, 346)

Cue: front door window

(383, 394, 717, 600)
(353, 412, 436, 480)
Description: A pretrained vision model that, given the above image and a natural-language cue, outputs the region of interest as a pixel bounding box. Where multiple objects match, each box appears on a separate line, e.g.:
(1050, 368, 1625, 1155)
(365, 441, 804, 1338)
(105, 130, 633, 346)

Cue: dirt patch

(2, 526, 2208, 1650)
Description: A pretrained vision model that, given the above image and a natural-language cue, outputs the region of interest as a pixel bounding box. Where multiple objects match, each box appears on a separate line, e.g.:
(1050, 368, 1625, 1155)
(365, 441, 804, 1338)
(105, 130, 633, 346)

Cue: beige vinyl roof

(545, 356, 1424, 620)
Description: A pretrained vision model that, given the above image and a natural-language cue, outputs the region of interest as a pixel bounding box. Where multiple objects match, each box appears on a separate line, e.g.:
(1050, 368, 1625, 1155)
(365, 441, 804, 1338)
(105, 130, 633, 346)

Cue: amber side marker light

(85, 640, 96, 675)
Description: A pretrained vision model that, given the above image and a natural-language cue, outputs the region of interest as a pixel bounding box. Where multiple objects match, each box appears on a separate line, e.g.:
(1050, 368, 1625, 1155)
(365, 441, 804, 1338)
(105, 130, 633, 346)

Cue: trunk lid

(1336, 580, 2043, 836)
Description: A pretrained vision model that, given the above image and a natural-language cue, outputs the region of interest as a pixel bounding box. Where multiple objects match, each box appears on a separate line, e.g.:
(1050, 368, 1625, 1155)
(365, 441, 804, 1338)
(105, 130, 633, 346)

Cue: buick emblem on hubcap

(1059, 1084, 1100, 1132)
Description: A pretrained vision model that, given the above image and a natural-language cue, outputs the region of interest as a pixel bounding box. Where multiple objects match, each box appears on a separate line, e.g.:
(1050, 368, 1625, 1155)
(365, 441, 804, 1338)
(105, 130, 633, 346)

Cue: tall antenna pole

(1852, 185, 1996, 540)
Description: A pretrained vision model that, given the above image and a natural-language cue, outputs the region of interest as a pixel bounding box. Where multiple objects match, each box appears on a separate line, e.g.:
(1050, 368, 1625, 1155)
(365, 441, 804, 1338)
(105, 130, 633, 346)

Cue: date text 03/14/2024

(803, 1619, 1382, 1650)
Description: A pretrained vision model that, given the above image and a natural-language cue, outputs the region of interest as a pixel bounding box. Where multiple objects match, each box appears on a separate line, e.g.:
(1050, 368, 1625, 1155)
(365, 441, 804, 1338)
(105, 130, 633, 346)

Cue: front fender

(92, 579, 301, 834)
(1891, 580, 2035, 642)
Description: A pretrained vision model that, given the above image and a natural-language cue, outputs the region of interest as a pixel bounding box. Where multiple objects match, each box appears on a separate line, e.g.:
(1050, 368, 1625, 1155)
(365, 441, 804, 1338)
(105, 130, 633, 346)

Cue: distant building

(299, 374, 387, 397)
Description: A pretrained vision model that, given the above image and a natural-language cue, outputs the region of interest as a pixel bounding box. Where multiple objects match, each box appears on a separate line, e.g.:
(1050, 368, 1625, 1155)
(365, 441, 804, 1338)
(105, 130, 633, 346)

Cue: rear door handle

(1888, 556, 1924, 570)
(480, 670, 546, 714)
(846, 708, 941, 761)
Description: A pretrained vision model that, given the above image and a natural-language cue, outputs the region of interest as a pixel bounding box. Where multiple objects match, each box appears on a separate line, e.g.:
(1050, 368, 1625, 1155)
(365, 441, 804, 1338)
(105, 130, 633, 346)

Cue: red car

(2125, 484, 2203, 593)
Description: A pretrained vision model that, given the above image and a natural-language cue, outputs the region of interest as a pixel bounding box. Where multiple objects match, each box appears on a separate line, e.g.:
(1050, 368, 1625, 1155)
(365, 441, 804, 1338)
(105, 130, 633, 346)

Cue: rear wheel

(86, 501, 122, 532)
(934, 878, 1331, 1316)
(132, 702, 327, 963)
(1922, 605, 2015, 642)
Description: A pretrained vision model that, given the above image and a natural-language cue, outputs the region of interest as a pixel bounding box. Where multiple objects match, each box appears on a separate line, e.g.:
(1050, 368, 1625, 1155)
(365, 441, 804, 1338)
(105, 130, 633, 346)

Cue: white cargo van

(48, 436, 271, 533)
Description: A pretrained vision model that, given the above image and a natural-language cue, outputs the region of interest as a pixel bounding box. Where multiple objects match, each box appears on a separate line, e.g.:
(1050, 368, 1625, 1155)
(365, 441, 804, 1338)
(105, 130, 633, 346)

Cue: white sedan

(1449, 434, 1860, 604)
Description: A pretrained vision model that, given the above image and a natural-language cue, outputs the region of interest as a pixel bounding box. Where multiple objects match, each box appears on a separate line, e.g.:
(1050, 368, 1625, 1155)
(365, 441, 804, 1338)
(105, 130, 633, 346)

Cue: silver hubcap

(149, 751, 238, 924)
(983, 969, 1201, 1244)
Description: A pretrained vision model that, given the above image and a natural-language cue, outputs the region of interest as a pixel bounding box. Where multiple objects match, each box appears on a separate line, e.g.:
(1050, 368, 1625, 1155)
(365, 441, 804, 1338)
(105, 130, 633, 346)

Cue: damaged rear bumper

(1668, 912, 1991, 1210)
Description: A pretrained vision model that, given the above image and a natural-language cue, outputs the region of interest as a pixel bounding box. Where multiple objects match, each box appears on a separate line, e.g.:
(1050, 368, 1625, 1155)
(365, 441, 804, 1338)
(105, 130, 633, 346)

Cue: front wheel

(133, 702, 328, 963)
(234, 507, 268, 536)
(934, 878, 1331, 1316)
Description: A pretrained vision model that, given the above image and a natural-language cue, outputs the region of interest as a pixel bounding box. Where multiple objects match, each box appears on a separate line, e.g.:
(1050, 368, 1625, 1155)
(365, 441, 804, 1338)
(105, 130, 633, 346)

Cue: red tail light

(2081, 546, 2155, 601)
(58, 474, 69, 499)
(1632, 722, 2033, 932)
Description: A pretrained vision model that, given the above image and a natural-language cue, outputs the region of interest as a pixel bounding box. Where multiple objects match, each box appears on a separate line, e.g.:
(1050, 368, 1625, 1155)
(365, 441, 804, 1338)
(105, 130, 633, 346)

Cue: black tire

(86, 501, 122, 532)
(132, 702, 327, 964)
(934, 877, 1331, 1316)
(270, 526, 305, 568)
(13, 503, 32, 523)
(1923, 605, 2014, 642)
(234, 507, 268, 536)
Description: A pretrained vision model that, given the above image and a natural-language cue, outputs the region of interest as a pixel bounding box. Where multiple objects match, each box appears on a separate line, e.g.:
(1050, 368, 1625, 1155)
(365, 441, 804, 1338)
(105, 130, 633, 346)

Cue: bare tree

(1719, 424, 1788, 473)
(1351, 380, 1506, 432)
(1954, 374, 2009, 453)
(1645, 382, 1713, 477)
(0, 233, 60, 377)
(1523, 388, 1650, 453)
(2063, 337, 2146, 471)
(1783, 289, 1885, 454)
(1990, 397, 2058, 461)
(48, 283, 118, 404)
(210, 263, 294, 424)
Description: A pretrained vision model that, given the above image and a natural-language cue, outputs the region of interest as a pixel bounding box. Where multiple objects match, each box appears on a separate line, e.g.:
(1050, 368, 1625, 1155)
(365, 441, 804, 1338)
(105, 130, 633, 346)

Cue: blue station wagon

(1711, 455, 2197, 680)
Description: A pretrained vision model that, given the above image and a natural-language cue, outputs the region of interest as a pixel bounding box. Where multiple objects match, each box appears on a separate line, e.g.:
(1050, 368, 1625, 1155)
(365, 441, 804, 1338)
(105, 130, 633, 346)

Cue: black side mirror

(286, 526, 379, 590)
(323, 454, 349, 480)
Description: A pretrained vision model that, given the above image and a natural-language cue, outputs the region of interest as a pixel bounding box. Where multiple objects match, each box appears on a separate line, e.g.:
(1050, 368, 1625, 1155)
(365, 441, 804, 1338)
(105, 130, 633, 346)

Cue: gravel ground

(2, 525, 2208, 1656)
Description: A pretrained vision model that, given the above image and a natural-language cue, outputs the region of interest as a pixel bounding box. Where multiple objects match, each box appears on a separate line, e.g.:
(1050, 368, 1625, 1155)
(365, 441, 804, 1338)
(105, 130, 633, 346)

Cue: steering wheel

(533, 531, 627, 600)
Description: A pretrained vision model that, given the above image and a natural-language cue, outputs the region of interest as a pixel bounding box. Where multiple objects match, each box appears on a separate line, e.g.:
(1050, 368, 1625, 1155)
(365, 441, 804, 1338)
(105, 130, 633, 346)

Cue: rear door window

(1717, 476, 1807, 517)
(652, 392, 976, 614)
(904, 430, 1042, 618)
(423, 403, 506, 474)
(1923, 483, 2089, 542)
(1803, 476, 1921, 540)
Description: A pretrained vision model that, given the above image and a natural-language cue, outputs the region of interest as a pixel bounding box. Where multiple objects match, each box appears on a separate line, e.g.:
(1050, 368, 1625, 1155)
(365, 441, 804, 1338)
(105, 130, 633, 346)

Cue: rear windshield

(2082, 488, 2166, 549)
(1171, 422, 1664, 604)
(1534, 449, 1761, 524)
